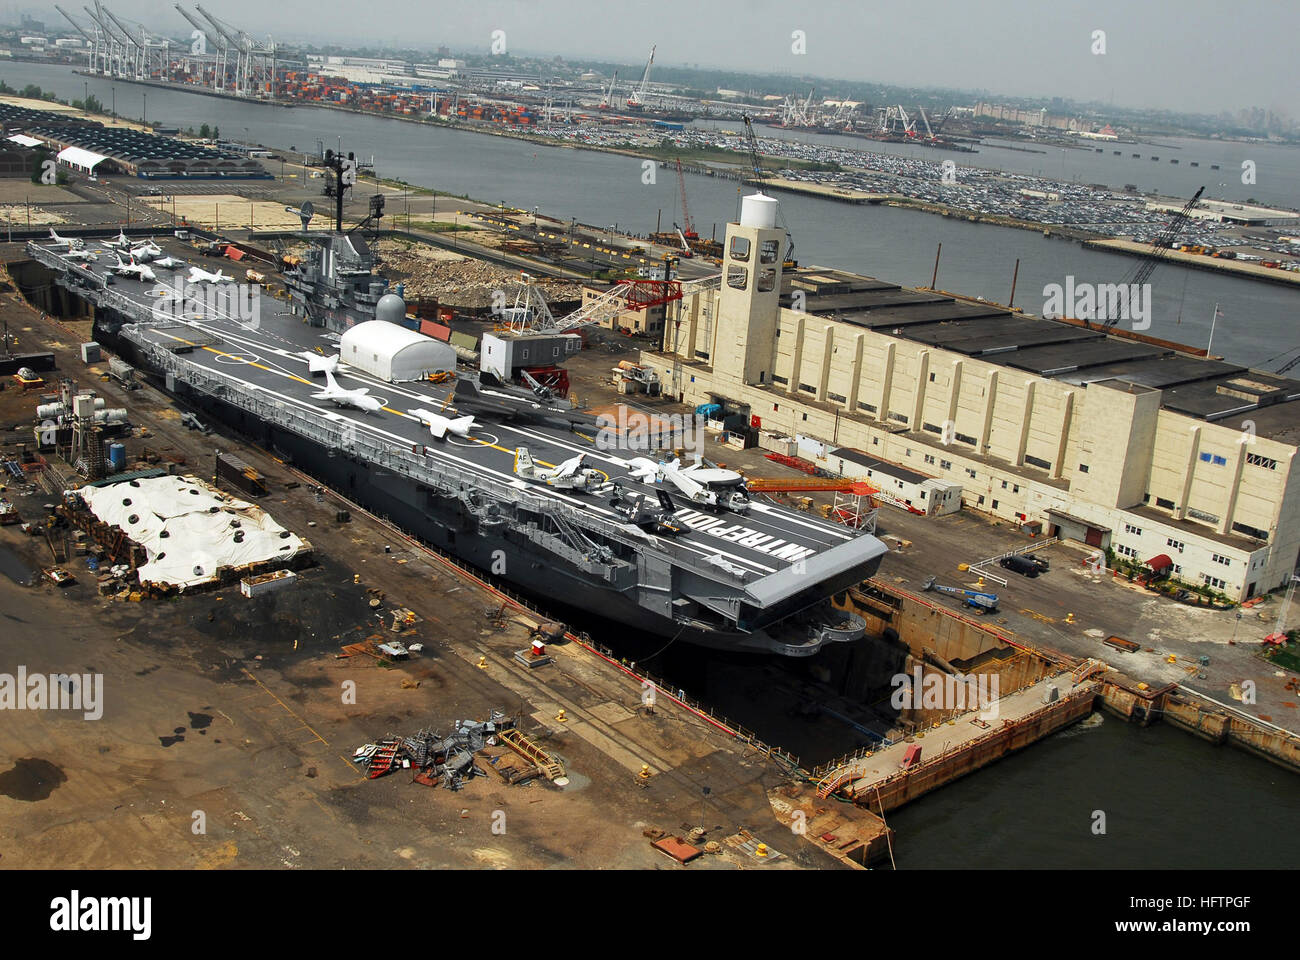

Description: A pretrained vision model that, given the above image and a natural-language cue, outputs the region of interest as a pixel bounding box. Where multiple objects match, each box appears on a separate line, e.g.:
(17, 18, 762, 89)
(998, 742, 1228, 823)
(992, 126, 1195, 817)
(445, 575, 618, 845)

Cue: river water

(10, 62, 1299, 867)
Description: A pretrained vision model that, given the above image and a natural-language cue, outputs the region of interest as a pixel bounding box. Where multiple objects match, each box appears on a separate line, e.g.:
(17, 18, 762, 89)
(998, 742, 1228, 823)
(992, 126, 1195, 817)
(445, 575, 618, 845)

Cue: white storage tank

(740, 192, 779, 229)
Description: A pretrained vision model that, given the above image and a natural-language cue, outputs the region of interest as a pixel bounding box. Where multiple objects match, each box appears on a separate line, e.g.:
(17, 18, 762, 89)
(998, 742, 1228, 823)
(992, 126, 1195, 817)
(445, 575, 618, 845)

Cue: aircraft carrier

(26, 221, 887, 657)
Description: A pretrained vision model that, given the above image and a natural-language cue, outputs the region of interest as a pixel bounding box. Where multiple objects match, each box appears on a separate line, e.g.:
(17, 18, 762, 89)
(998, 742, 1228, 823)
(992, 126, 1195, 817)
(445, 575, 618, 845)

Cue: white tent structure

(339, 320, 456, 382)
(75, 475, 306, 591)
(56, 145, 110, 174)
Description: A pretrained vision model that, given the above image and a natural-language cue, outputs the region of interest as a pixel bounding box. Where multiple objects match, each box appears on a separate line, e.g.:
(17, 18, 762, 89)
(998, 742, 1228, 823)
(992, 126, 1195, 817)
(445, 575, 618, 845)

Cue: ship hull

(105, 326, 841, 655)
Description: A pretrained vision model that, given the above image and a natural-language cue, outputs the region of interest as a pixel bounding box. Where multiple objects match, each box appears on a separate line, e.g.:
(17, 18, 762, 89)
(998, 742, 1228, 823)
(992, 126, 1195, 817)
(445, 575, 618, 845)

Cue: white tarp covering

(56, 145, 109, 172)
(76, 474, 304, 590)
(340, 319, 456, 382)
(7, 134, 43, 148)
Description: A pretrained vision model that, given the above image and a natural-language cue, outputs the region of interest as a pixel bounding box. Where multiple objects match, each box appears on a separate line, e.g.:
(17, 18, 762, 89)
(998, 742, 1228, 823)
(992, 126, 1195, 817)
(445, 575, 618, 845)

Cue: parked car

(1026, 555, 1050, 572)
(1000, 555, 1041, 578)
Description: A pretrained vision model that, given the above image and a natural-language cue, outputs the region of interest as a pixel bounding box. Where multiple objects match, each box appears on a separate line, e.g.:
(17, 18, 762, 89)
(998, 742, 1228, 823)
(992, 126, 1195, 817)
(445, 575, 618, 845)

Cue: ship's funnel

(740, 192, 779, 229)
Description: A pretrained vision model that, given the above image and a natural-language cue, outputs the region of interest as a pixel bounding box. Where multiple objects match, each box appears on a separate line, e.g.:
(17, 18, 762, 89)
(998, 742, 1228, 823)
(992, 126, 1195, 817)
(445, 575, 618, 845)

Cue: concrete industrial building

(641, 193, 1300, 601)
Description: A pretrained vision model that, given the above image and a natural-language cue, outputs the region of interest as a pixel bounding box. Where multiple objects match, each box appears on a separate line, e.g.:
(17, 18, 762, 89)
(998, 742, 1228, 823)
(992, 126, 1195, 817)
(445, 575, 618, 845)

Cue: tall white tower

(711, 192, 786, 386)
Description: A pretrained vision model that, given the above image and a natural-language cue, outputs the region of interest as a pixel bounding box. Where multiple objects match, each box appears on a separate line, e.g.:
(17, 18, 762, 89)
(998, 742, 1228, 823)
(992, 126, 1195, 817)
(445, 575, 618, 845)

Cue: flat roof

(787, 265, 1300, 441)
(830, 447, 929, 485)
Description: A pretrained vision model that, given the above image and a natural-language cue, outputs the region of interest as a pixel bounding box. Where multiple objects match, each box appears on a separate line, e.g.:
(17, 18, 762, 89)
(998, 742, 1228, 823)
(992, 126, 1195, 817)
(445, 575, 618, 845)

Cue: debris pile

(378, 241, 585, 309)
(353, 711, 514, 791)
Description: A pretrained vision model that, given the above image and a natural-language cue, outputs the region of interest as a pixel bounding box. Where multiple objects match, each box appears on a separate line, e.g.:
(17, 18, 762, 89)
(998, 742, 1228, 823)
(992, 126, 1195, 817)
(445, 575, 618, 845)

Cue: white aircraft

(298, 351, 340, 375)
(408, 406, 476, 440)
(627, 457, 751, 513)
(311, 366, 383, 413)
(46, 228, 84, 251)
(105, 230, 133, 250)
(514, 447, 610, 493)
(64, 249, 99, 263)
(152, 255, 184, 269)
(108, 256, 156, 283)
(127, 240, 163, 261)
(186, 266, 233, 285)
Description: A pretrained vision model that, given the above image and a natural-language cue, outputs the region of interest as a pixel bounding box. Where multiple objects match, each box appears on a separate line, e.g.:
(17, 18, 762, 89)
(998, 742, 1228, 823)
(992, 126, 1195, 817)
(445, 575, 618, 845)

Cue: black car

(1000, 555, 1041, 578)
(1026, 555, 1050, 572)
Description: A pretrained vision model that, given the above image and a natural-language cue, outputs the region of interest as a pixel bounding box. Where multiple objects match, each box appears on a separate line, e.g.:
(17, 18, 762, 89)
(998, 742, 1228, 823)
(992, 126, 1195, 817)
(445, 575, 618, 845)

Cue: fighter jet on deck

(186, 266, 233, 285)
(108, 255, 156, 283)
(46, 228, 84, 251)
(310, 366, 383, 413)
(408, 406, 476, 440)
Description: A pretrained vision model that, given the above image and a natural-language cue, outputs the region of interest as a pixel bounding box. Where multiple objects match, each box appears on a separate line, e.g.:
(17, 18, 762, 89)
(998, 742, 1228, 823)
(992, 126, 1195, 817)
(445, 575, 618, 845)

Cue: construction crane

(1105, 185, 1205, 328)
(918, 106, 935, 141)
(922, 576, 999, 614)
(627, 44, 655, 108)
(740, 115, 796, 267)
(598, 70, 618, 109)
(674, 158, 697, 240)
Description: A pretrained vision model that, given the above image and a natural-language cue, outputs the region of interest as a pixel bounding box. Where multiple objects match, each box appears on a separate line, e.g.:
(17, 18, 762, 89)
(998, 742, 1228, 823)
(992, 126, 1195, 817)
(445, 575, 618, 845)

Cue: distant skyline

(29, 0, 1299, 118)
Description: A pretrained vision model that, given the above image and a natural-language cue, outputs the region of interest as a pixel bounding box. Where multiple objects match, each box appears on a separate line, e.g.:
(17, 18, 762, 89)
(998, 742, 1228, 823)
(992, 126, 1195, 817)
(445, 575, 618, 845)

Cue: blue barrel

(394, 282, 405, 300)
(108, 443, 126, 472)
(87, 556, 99, 572)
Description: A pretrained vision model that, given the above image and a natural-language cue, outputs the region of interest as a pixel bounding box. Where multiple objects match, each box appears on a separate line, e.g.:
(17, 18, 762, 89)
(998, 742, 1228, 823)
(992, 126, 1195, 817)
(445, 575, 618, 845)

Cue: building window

(872, 437, 879, 446)
(924, 454, 935, 465)
(1212, 455, 1227, 466)
(1012, 484, 1020, 494)
(1155, 497, 1175, 510)
(772, 374, 788, 385)
(1001, 480, 1008, 489)
(760, 239, 779, 264)
(1187, 507, 1219, 524)
(827, 391, 846, 404)
(1199, 452, 1212, 462)
(923, 422, 942, 434)
(1124, 523, 1142, 536)
(858, 401, 877, 413)
(729, 235, 751, 262)
(1211, 553, 1231, 566)
(801, 413, 807, 421)
(940, 459, 952, 470)
(1246, 453, 1277, 470)
(1024, 454, 1052, 471)
(954, 431, 977, 446)
(1231, 521, 1269, 541)
(977, 495, 985, 505)
(1167, 537, 1185, 552)
(929, 372, 936, 382)
(1079, 464, 1089, 473)
(757, 268, 777, 293)
(965, 468, 977, 479)
(727, 265, 748, 289)
(773, 404, 779, 412)
(888, 411, 909, 424)
(798, 383, 816, 393)
(992, 499, 999, 510)
(1201, 574, 1227, 590)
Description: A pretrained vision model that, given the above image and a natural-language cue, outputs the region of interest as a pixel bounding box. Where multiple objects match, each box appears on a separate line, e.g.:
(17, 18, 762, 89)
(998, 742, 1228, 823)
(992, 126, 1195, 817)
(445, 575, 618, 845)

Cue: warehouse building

(640, 193, 1300, 601)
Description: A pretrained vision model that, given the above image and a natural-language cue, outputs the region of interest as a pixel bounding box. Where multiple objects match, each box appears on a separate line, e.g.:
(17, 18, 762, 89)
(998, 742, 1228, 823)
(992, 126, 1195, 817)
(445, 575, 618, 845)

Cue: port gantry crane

(1105, 185, 1205, 328)
(740, 115, 796, 267)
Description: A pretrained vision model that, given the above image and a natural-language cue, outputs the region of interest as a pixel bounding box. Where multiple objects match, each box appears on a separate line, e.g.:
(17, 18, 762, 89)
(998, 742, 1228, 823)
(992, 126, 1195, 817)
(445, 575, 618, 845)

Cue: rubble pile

(379, 241, 585, 308)
(353, 710, 514, 791)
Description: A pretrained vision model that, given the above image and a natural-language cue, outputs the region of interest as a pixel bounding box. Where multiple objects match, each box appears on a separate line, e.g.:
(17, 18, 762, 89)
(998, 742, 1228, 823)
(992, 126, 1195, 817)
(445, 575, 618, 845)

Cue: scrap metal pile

(353, 710, 514, 791)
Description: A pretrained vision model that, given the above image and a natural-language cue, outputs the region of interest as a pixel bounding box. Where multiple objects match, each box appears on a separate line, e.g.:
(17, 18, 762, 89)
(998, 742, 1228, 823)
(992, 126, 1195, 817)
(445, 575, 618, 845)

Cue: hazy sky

(85, 0, 1298, 116)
